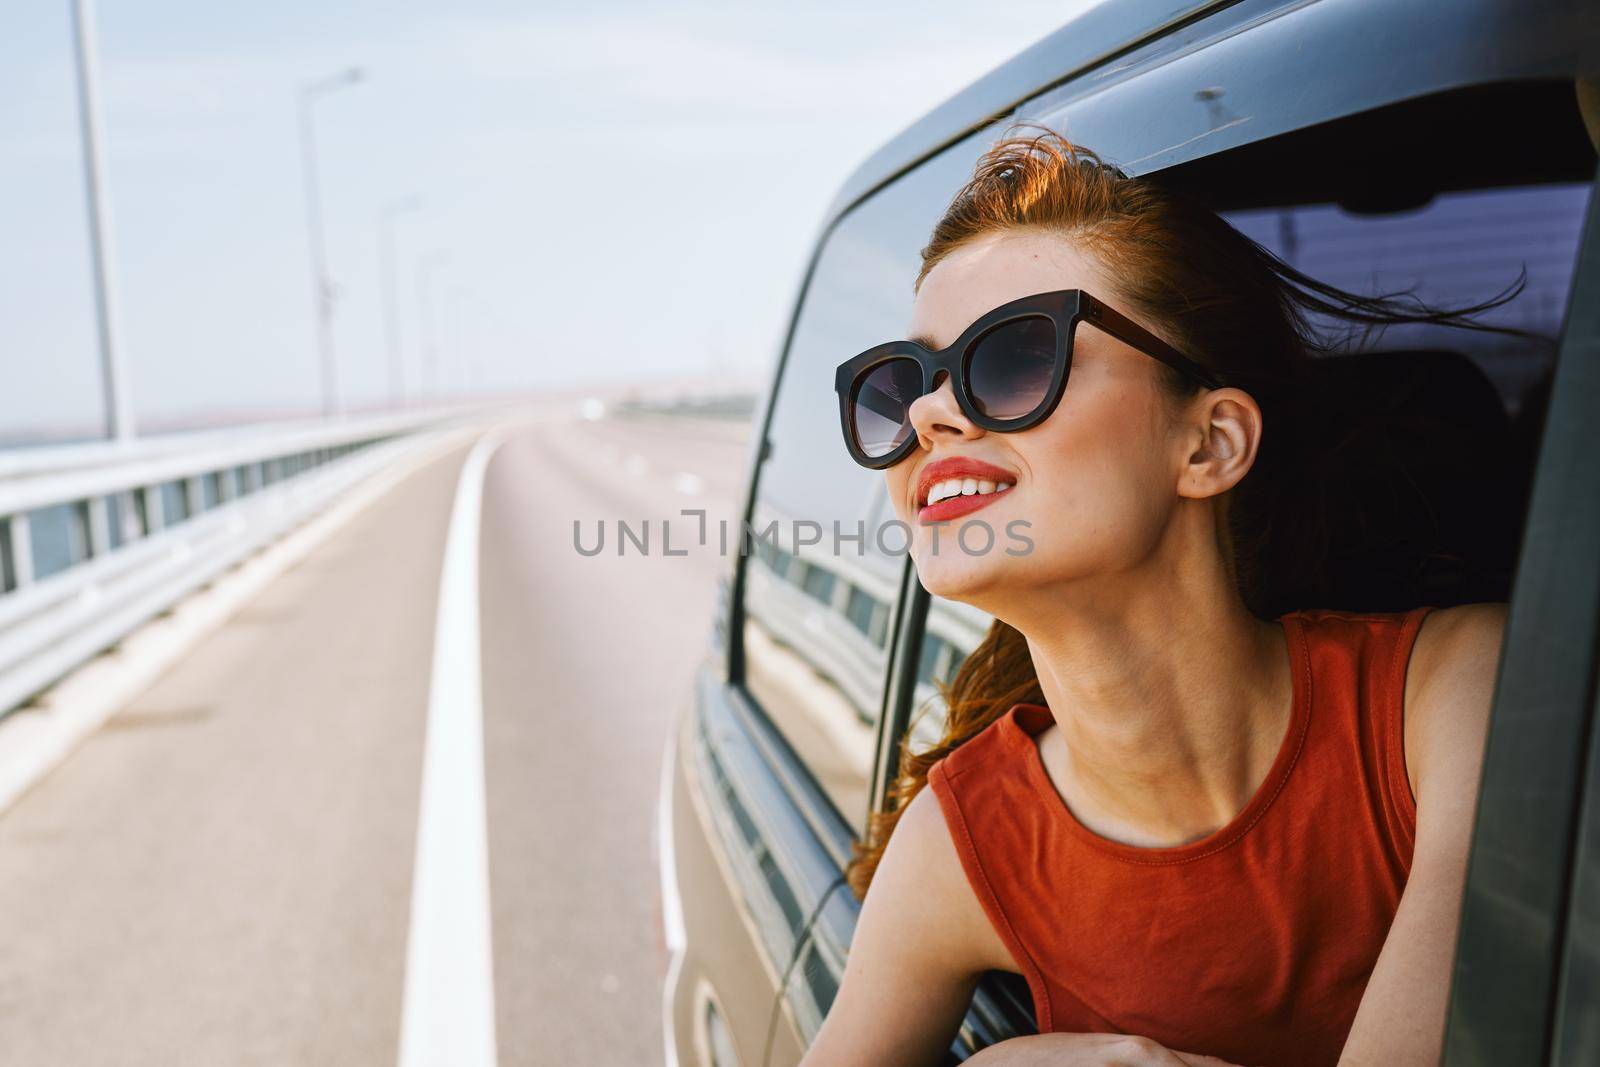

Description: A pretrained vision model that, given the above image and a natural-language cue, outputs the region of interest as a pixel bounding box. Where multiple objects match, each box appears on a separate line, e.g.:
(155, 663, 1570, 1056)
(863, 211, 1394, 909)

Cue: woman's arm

(1337, 602, 1507, 1065)
(966, 1033, 1251, 1066)
(798, 784, 998, 1067)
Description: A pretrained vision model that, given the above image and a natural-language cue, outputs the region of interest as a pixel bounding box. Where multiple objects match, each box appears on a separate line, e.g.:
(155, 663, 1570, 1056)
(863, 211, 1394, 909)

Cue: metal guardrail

(610, 392, 759, 422)
(0, 407, 485, 718)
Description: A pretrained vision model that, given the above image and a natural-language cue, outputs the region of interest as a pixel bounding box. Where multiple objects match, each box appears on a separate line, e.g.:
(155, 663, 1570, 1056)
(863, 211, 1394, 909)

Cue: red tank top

(927, 606, 1436, 1067)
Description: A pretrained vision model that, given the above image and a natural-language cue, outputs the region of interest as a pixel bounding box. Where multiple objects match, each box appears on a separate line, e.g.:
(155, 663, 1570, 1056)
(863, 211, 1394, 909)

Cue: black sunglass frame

(833, 288, 1224, 469)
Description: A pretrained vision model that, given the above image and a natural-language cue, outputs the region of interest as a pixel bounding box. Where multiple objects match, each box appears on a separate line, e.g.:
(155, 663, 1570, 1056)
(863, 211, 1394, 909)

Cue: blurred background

(0, 2, 1093, 1064)
(4, 0, 1088, 440)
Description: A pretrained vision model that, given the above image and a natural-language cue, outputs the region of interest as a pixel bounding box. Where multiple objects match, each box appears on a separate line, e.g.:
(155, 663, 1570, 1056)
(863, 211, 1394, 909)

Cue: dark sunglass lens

(851, 357, 922, 459)
(967, 317, 1059, 421)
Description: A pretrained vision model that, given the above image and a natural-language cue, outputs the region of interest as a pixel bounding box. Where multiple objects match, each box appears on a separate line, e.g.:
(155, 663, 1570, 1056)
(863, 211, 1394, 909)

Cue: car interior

(1149, 79, 1597, 616)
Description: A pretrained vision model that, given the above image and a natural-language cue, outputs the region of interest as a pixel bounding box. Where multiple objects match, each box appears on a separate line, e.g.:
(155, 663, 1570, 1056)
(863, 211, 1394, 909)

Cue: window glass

(909, 598, 992, 752)
(1226, 182, 1589, 413)
(910, 178, 1591, 749)
(915, 631, 947, 687)
(799, 565, 838, 607)
(740, 128, 997, 832)
(843, 586, 877, 640)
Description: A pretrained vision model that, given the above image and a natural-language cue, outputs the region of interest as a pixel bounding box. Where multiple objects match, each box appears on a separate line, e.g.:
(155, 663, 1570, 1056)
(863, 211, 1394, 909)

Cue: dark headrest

(1304, 348, 1525, 612)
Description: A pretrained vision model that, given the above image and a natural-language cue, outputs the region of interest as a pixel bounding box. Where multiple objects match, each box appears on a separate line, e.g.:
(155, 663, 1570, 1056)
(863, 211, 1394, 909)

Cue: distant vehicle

(658, 0, 1600, 1063)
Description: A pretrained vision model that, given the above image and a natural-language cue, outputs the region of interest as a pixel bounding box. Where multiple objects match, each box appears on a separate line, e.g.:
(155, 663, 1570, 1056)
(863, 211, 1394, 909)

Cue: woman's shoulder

(1290, 600, 1505, 799)
(919, 710, 1059, 979)
(880, 785, 1024, 975)
(929, 703, 1042, 788)
(1399, 601, 1507, 803)
(1404, 602, 1508, 686)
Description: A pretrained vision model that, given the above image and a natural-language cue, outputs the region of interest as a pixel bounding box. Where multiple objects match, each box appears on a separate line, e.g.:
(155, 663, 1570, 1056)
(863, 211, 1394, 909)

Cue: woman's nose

(908, 370, 985, 451)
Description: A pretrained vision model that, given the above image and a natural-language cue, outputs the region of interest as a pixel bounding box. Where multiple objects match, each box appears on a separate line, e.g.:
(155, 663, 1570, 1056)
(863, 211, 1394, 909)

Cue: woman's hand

(964, 1032, 1256, 1067)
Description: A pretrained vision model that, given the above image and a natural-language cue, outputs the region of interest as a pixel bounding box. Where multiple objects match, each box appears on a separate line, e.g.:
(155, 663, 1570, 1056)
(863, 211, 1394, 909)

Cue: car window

(908, 175, 1592, 746)
(1227, 182, 1590, 415)
(739, 131, 994, 833)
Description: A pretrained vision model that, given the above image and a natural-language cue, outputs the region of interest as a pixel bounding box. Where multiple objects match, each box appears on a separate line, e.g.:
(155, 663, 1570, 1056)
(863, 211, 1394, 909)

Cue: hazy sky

(1, 0, 1093, 439)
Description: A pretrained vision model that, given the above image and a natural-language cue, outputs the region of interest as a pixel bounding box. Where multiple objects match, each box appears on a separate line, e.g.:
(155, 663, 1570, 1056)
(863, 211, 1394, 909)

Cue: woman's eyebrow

(909, 333, 941, 349)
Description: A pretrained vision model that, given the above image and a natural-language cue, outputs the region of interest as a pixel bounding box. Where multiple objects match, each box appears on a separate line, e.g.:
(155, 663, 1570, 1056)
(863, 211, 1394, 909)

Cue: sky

(0, 0, 1094, 441)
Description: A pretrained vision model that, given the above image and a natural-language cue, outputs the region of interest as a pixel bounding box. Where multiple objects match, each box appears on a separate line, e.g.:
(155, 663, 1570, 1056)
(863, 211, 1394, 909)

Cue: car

(657, 1, 1600, 1064)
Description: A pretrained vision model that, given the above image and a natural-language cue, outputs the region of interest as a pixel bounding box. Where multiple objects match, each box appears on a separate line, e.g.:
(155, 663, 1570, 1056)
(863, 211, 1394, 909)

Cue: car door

(1442, 162, 1600, 1066)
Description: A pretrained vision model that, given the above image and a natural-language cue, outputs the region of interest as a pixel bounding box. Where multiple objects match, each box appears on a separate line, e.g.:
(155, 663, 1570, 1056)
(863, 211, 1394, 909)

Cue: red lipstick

(915, 456, 1018, 524)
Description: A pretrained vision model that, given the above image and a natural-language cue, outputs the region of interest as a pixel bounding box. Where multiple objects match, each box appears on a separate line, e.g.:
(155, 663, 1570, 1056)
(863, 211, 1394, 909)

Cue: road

(0, 407, 752, 1066)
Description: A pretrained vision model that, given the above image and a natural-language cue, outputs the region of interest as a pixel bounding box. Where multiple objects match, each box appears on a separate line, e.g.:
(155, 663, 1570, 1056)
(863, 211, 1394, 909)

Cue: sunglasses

(833, 288, 1223, 469)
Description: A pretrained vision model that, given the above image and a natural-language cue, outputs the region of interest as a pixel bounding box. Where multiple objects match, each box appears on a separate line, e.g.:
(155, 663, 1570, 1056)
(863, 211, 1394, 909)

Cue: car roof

(823, 0, 1593, 226)
(825, 0, 1222, 220)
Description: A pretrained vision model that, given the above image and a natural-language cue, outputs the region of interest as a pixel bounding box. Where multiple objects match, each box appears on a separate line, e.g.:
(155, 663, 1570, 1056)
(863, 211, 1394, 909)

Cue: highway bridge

(0, 396, 752, 1065)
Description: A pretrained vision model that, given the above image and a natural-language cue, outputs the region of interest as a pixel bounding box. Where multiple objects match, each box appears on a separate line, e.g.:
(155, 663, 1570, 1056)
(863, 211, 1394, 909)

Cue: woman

(804, 128, 1510, 1067)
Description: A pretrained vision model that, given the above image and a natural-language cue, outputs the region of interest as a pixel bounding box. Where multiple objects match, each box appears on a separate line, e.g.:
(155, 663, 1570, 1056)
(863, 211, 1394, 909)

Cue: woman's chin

(912, 554, 1004, 602)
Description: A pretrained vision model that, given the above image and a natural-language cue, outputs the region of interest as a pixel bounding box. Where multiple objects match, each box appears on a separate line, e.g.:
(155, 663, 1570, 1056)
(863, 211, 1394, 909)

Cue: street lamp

(69, 0, 132, 441)
(298, 65, 365, 417)
(379, 195, 422, 407)
(415, 251, 451, 402)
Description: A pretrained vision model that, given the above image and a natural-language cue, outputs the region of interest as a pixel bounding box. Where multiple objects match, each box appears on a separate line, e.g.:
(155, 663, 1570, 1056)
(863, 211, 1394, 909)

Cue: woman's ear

(1177, 387, 1262, 500)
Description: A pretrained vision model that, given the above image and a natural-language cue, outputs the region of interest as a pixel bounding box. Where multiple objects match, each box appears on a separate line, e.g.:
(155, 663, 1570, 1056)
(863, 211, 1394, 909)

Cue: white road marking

(398, 428, 508, 1067)
(656, 697, 686, 1067)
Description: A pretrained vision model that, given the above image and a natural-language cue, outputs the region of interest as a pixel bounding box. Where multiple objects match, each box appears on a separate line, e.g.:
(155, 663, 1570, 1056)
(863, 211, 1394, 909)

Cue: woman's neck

(1001, 556, 1294, 850)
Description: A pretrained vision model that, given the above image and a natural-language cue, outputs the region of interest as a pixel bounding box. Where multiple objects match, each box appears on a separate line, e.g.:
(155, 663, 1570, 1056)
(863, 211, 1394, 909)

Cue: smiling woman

(798, 127, 1532, 1067)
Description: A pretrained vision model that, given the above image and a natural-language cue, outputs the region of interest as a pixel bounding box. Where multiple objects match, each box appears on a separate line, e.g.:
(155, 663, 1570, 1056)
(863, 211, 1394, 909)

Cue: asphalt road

(0, 408, 752, 1066)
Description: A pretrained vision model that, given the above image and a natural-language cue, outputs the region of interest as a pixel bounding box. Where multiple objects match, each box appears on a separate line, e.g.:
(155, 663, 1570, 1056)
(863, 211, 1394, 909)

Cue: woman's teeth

(926, 478, 1013, 505)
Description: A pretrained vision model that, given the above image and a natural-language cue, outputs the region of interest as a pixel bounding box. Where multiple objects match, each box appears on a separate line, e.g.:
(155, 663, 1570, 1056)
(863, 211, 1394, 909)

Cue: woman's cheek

(883, 472, 911, 522)
(1016, 470, 1125, 561)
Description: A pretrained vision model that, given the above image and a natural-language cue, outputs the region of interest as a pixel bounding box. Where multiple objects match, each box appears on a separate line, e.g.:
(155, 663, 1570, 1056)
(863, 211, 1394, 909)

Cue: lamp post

(379, 195, 422, 407)
(69, 0, 132, 441)
(416, 251, 450, 402)
(298, 66, 365, 416)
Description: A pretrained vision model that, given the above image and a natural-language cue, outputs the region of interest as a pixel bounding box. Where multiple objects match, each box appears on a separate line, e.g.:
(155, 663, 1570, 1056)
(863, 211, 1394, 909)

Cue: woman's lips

(917, 484, 1013, 524)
